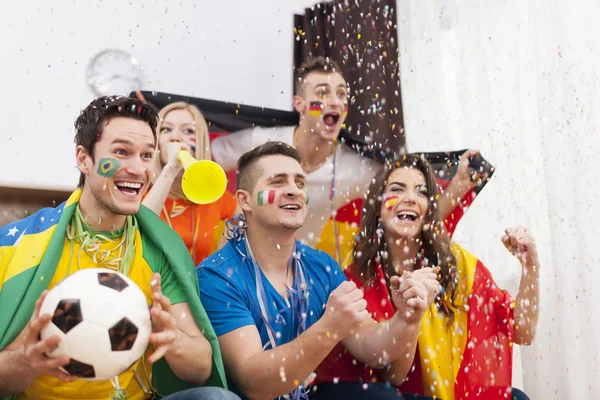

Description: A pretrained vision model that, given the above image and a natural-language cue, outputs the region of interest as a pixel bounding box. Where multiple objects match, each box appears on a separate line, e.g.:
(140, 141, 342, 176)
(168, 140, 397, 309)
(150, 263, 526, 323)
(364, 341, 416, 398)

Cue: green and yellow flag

(0, 190, 226, 398)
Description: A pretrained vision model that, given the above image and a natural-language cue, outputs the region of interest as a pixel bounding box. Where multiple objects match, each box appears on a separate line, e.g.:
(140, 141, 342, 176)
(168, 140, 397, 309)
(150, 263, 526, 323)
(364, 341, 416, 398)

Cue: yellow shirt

(20, 228, 185, 400)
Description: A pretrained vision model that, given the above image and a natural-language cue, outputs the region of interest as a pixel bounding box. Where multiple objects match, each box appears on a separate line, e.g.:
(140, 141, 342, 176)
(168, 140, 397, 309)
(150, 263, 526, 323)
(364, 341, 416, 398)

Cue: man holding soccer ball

(0, 97, 237, 400)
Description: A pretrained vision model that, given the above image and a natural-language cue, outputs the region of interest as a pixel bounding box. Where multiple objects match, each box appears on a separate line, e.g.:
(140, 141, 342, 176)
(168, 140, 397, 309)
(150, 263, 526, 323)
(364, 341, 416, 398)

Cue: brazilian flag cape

(0, 190, 226, 399)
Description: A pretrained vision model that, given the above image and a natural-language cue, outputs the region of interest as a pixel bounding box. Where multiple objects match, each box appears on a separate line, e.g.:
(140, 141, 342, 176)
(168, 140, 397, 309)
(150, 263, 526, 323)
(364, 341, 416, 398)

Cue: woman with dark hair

(313, 154, 540, 400)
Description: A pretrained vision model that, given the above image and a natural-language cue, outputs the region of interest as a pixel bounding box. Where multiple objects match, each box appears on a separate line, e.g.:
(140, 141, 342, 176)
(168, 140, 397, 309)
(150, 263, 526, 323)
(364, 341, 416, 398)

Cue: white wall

(0, 0, 316, 191)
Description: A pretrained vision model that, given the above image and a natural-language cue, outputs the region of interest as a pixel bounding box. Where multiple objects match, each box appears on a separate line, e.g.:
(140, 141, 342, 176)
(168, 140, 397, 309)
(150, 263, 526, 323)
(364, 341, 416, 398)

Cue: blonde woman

(143, 102, 239, 265)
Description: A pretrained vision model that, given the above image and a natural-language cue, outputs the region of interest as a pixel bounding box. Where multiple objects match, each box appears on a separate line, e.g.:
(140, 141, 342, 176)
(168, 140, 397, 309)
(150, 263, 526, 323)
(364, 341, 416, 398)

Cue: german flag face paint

(383, 195, 400, 211)
(343, 103, 348, 117)
(309, 101, 324, 117)
(97, 158, 120, 178)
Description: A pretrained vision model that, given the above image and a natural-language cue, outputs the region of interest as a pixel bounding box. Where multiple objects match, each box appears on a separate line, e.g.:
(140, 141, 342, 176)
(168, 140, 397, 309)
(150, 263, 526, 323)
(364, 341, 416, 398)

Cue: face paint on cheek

(189, 137, 197, 153)
(343, 104, 348, 117)
(383, 195, 400, 211)
(257, 190, 276, 206)
(309, 101, 324, 117)
(305, 192, 310, 205)
(97, 158, 121, 178)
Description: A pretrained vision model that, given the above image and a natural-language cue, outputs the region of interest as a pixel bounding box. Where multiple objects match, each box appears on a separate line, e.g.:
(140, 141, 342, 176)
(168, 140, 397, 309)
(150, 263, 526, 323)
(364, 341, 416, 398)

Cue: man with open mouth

(0, 96, 238, 400)
(211, 57, 379, 259)
(211, 57, 480, 265)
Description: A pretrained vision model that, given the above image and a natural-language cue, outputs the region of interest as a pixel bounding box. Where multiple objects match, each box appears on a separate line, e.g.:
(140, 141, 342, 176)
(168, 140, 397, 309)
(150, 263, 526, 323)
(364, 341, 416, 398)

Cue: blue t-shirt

(197, 237, 347, 398)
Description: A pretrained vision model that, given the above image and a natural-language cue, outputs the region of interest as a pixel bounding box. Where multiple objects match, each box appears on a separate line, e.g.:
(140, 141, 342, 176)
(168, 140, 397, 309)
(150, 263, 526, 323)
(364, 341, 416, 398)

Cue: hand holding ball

(39, 268, 151, 381)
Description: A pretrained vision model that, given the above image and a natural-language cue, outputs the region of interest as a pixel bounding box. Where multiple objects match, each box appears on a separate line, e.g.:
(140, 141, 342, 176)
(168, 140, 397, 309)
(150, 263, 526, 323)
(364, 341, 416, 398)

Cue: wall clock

(86, 49, 142, 96)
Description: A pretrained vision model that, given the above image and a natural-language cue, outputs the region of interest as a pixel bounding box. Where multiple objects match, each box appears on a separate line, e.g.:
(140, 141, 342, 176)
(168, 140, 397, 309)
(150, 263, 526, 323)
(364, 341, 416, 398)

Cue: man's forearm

(164, 332, 213, 385)
(438, 179, 470, 222)
(0, 348, 34, 397)
(344, 314, 420, 369)
(233, 319, 338, 400)
(211, 137, 242, 172)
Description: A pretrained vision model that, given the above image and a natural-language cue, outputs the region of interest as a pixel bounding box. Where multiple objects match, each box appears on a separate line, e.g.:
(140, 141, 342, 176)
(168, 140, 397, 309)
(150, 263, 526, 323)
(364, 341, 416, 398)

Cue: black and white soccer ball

(40, 268, 152, 381)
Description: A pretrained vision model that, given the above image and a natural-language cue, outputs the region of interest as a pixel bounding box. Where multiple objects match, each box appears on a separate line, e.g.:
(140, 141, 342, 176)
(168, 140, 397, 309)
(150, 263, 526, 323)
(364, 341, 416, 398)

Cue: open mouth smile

(114, 181, 143, 196)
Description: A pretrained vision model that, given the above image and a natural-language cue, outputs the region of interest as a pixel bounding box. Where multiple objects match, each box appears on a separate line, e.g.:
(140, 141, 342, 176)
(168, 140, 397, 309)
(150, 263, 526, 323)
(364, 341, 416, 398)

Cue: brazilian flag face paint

(97, 158, 120, 178)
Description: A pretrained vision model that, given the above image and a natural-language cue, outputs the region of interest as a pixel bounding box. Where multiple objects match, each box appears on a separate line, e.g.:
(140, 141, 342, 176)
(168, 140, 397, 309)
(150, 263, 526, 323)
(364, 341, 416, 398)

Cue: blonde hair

(154, 102, 212, 179)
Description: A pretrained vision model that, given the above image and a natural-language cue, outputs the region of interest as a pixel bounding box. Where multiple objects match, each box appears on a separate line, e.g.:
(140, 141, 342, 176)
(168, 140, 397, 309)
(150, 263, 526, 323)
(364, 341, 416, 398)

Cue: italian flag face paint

(383, 195, 399, 211)
(309, 101, 324, 116)
(257, 190, 276, 206)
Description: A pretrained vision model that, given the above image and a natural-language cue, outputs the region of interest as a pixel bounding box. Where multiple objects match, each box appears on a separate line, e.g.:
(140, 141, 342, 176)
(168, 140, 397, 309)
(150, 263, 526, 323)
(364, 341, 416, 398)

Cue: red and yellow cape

(316, 243, 515, 400)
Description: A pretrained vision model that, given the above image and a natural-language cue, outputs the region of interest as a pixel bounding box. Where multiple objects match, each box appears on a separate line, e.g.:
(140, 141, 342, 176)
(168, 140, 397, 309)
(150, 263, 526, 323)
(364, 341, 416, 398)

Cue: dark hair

(294, 56, 343, 95)
(237, 141, 302, 192)
(74, 96, 158, 188)
(353, 153, 458, 325)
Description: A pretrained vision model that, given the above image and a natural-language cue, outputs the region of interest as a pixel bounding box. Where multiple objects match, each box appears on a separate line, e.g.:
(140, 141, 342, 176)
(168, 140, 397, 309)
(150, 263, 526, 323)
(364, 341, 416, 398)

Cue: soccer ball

(40, 268, 152, 381)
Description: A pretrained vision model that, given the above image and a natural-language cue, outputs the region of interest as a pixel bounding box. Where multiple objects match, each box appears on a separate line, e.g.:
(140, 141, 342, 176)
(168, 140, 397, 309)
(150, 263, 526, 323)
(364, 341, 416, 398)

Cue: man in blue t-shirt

(198, 142, 439, 400)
